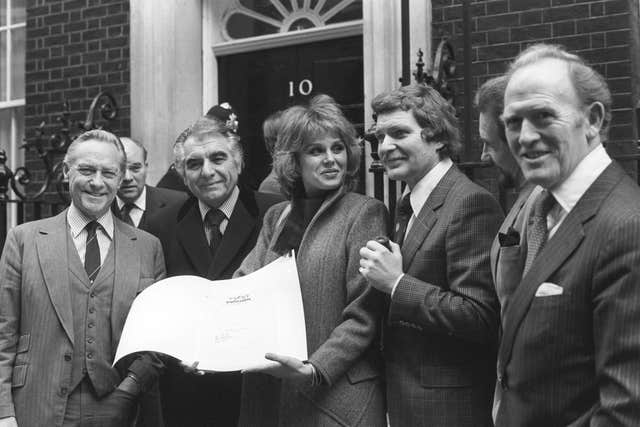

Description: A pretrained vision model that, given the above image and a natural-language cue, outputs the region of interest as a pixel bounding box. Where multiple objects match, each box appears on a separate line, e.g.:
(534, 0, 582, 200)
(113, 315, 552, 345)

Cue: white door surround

(130, 0, 431, 192)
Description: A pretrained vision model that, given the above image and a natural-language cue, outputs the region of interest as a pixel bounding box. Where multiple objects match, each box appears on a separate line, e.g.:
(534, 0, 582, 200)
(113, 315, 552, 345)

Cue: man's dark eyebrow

(376, 124, 410, 135)
(208, 150, 228, 157)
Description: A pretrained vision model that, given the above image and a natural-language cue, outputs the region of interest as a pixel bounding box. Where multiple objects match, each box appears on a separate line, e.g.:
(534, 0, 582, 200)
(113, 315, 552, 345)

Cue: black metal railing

(364, 24, 640, 214)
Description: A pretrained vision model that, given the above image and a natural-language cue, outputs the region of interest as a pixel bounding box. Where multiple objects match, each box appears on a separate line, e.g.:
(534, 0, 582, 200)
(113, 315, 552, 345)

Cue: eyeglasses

(70, 165, 121, 181)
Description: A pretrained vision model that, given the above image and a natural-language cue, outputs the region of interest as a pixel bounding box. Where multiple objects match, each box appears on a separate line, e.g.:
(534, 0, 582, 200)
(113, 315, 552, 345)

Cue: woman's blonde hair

(273, 94, 361, 198)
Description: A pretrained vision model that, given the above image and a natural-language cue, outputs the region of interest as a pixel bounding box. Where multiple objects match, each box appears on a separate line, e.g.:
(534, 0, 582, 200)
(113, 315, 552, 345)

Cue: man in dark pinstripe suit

(494, 44, 640, 426)
(360, 84, 503, 426)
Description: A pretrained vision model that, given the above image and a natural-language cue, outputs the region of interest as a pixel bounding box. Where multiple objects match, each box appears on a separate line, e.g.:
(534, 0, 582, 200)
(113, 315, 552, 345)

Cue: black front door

(218, 35, 364, 190)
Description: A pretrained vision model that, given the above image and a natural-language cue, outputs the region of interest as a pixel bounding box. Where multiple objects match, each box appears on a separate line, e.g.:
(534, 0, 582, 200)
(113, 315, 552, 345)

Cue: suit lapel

(303, 187, 343, 235)
(500, 184, 534, 234)
(491, 184, 537, 279)
(138, 211, 148, 230)
(208, 196, 256, 279)
(498, 163, 625, 372)
(110, 200, 121, 221)
(138, 186, 158, 230)
(497, 215, 585, 371)
(401, 166, 458, 269)
(145, 185, 166, 212)
(176, 202, 211, 277)
(36, 211, 74, 344)
(111, 219, 140, 344)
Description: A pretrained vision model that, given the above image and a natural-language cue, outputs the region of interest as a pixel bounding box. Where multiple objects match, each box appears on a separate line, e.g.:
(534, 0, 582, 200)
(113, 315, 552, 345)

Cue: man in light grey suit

(0, 130, 165, 426)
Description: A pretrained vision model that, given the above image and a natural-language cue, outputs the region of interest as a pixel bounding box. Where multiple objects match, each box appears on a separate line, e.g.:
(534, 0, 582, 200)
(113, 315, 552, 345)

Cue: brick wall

(24, 0, 130, 200)
(432, 0, 636, 184)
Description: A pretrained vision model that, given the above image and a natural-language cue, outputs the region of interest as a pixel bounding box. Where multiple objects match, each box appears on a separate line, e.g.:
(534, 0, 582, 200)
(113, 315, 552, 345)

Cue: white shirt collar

(116, 185, 147, 211)
(67, 203, 114, 239)
(405, 157, 453, 215)
(198, 186, 239, 221)
(550, 144, 611, 215)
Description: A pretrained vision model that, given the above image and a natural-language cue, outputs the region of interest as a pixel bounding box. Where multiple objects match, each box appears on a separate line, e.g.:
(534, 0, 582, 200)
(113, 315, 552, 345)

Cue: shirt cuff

(390, 273, 405, 298)
(305, 361, 324, 386)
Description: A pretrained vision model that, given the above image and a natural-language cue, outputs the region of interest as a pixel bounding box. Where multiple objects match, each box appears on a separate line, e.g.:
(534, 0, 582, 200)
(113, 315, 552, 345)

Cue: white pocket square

(535, 282, 564, 297)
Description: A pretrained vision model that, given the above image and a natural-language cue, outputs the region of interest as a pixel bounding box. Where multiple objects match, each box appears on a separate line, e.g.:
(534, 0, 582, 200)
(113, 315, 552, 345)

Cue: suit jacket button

(59, 387, 68, 396)
(64, 354, 72, 362)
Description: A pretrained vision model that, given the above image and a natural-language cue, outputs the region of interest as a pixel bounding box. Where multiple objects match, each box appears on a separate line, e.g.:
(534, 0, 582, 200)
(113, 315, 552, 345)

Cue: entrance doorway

(217, 35, 364, 191)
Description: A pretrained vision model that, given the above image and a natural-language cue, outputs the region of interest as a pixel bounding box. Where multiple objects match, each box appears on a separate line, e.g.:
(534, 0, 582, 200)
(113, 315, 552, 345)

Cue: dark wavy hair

(263, 110, 283, 154)
(371, 84, 461, 158)
(273, 94, 361, 198)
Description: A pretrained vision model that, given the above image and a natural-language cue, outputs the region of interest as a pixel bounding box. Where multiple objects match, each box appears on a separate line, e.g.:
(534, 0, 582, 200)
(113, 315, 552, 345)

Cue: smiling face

(375, 109, 442, 188)
(182, 135, 241, 208)
(117, 138, 148, 203)
(299, 135, 347, 196)
(65, 139, 123, 219)
(503, 58, 597, 189)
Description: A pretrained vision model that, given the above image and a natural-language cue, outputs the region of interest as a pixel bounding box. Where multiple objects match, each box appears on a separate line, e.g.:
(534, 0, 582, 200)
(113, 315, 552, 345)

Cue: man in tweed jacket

(0, 130, 165, 427)
(360, 84, 503, 427)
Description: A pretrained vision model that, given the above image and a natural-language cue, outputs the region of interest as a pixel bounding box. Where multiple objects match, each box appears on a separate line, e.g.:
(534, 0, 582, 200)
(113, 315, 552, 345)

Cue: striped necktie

(84, 221, 101, 283)
(523, 190, 556, 277)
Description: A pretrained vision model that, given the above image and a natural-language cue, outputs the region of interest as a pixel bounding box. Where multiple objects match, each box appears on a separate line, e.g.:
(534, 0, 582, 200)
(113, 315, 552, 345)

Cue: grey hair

(508, 43, 612, 140)
(173, 117, 243, 177)
(64, 129, 126, 174)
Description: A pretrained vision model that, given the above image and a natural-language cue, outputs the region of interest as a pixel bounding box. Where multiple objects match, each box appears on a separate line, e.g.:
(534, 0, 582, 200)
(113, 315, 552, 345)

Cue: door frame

(129, 0, 431, 191)
(202, 0, 431, 196)
(212, 20, 363, 56)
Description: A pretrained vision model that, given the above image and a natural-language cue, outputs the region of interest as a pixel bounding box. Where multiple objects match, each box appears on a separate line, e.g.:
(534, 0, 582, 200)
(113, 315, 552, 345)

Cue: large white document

(113, 255, 307, 372)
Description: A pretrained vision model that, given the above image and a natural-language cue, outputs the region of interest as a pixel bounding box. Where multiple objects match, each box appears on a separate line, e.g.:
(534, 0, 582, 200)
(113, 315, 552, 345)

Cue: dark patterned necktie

(120, 203, 135, 226)
(394, 193, 413, 246)
(84, 221, 101, 283)
(205, 209, 226, 256)
(523, 190, 556, 276)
